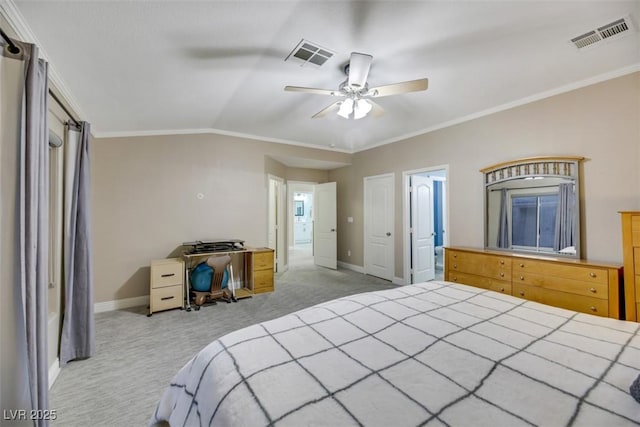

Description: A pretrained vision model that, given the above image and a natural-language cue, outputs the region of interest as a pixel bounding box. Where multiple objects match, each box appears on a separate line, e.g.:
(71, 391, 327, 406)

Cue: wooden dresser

(246, 248, 275, 294)
(149, 258, 185, 316)
(445, 247, 623, 319)
(620, 211, 640, 321)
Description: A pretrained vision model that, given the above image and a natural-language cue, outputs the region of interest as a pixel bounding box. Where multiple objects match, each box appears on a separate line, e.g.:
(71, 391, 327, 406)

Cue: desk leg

(184, 262, 192, 312)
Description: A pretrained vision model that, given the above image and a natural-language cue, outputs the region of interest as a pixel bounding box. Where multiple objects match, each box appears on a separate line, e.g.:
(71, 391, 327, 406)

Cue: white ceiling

(5, 1, 640, 153)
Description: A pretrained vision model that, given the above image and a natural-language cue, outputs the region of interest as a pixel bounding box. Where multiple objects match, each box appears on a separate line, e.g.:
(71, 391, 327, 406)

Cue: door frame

(402, 165, 449, 284)
(363, 172, 395, 281)
(267, 174, 286, 273)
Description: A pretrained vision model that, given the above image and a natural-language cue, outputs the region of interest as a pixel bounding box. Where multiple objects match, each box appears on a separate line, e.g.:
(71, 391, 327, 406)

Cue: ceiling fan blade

(369, 78, 428, 98)
(348, 52, 373, 88)
(312, 101, 342, 118)
(284, 86, 340, 96)
(368, 99, 385, 117)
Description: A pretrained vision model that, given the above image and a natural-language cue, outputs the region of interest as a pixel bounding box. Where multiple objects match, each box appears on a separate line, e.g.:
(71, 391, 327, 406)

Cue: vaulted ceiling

(5, 1, 640, 152)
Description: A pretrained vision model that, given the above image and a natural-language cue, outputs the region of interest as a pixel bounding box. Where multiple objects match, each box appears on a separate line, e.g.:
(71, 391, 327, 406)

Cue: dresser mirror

(482, 157, 583, 258)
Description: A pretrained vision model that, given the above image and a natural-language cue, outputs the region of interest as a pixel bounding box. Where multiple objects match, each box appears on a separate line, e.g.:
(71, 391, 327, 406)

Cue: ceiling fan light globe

(354, 99, 372, 120)
(337, 98, 354, 119)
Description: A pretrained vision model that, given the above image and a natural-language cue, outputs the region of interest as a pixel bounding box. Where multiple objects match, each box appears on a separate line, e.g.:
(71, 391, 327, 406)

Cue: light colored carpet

(50, 259, 396, 426)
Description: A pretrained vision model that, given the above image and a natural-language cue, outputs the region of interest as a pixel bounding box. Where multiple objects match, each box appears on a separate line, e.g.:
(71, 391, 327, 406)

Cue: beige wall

(330, 72, 640, 280)
(93, 72, 639, 301)
(92, 133, 349, 302)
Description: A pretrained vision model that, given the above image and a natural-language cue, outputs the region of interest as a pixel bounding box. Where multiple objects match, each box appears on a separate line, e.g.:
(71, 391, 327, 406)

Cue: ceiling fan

(285, 52, 428, 120)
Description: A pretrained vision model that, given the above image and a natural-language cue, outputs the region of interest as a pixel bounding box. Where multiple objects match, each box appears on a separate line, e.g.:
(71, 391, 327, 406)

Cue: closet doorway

(288, 182, 315, 267)
(403, 166, 448, 284)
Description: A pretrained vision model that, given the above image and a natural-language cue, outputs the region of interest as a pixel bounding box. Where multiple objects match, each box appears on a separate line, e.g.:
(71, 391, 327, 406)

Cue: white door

(268, 178, 277, 253)
(411, 175, 435, 282)
(364, 174, 394, 281)
(313, 182, 337, 269)
(268, 176, 285, 272)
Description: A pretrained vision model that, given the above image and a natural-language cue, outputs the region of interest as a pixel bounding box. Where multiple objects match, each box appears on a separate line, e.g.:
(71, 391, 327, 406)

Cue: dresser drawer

(151, 284, 183, 312)
(512, 284, 608, 317)
(513, 259, 607, 285)
(252, 251, 274, 270)
(151, 261, 184, 288)
(513, 272, 608, 299)
(253, 269, 274, 293)
(631, 215, 640, 247)
(447, 270, 511, 294)
(634, 248, 640, 275)
(448, 251, 511, 281)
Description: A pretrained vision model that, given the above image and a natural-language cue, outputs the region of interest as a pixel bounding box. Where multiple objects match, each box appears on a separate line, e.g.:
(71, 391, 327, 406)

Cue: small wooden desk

(182, 247, 274, 311)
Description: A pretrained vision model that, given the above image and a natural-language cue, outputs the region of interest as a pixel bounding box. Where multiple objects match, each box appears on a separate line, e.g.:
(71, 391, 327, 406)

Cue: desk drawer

(513, 284, 608, 317)
(151, 261, 183, 288)
(151, 284, 183, 313)
(253, 269, 274, 293)
(252, 251, 274, 270)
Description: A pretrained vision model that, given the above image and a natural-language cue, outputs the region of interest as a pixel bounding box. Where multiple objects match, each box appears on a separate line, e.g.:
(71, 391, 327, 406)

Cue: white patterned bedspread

(150, 281, 640, 426)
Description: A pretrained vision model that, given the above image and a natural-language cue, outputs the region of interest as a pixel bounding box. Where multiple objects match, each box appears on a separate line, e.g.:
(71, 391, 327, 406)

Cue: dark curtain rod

(49, 90, 80, 127)
(2, 25, 80, 127)
(489, 183, 571, 192)
(0, 26, 21, 55)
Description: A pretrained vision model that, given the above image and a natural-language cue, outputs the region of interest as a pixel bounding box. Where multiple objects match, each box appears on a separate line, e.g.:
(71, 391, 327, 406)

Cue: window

(511, 194, 558, 251)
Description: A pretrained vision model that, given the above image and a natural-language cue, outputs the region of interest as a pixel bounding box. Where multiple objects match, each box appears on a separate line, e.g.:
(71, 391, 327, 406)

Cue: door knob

(331, 228, 336, 232)
(386, 232, 391, 236)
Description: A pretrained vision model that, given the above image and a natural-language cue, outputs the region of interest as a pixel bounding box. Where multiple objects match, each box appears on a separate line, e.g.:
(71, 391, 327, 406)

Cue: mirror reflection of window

(483, 157, 582, 258)
(294, 200, 304, 217)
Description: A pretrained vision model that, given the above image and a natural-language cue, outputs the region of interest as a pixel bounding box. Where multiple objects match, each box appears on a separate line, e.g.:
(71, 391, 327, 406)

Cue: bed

(150, 281, 640, 426)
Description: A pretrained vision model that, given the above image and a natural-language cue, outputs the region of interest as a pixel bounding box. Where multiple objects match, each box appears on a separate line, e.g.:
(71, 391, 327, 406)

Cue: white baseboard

(338, 261, 365, 274)
(392, 277, 407, 286)
(94, 295, 150, 313)
(49, 358, 60, 389)
(338, 262, 406, 285)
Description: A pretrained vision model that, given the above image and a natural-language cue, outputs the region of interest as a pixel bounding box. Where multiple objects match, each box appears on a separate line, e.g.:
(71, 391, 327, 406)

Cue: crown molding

(360, 63, 640, 153)
(0, 0, 87, 122)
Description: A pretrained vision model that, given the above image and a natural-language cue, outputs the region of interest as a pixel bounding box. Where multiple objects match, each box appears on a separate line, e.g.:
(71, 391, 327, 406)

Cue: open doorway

(288, 182, 315, 267)
(403, 166, 448, 284)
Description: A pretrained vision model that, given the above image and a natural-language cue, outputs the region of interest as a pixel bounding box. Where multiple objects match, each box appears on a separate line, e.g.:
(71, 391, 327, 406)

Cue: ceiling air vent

(570, 16, 635, 50)
(285, 39, 335, 68)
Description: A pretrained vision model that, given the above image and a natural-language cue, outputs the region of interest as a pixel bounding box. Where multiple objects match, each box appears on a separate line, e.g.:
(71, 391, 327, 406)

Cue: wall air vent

(285, 39, 335, 68)
(570, 16, 635, 50)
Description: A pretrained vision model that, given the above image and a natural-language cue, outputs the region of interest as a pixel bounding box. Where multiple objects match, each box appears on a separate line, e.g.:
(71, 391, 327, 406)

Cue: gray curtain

(19, 43, 50, 427)
(60, 121, 95, 366)
(496, 188, 509, 248)
(554, 183, 574, 251)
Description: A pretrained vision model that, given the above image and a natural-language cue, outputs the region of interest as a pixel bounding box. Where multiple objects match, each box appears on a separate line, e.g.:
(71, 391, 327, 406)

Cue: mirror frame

(481, 156, 584, 258)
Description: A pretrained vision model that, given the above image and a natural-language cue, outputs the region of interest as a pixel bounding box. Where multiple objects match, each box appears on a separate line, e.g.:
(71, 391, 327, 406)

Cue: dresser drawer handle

(453, 264, 457, 268)
(520, 291, 525, 296)
(500, 272, 504, 277)
(452, 277, 457, 282)
(161, 273, 175, 278)
(500, 260, 504, 265)
(589, 272, 596, 278)
(453, 254, 457, 258)
(161, 296, 175, 301)
(519, 263, 524, 268)
(520, 275, 524, 280)
(589, 288, 596, 293)
(500, 287, 505, 292)
(589, 306, 597, 312)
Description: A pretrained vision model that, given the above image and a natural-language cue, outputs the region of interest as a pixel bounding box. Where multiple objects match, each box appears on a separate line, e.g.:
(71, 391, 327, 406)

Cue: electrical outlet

(347, 250, 351, 256)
